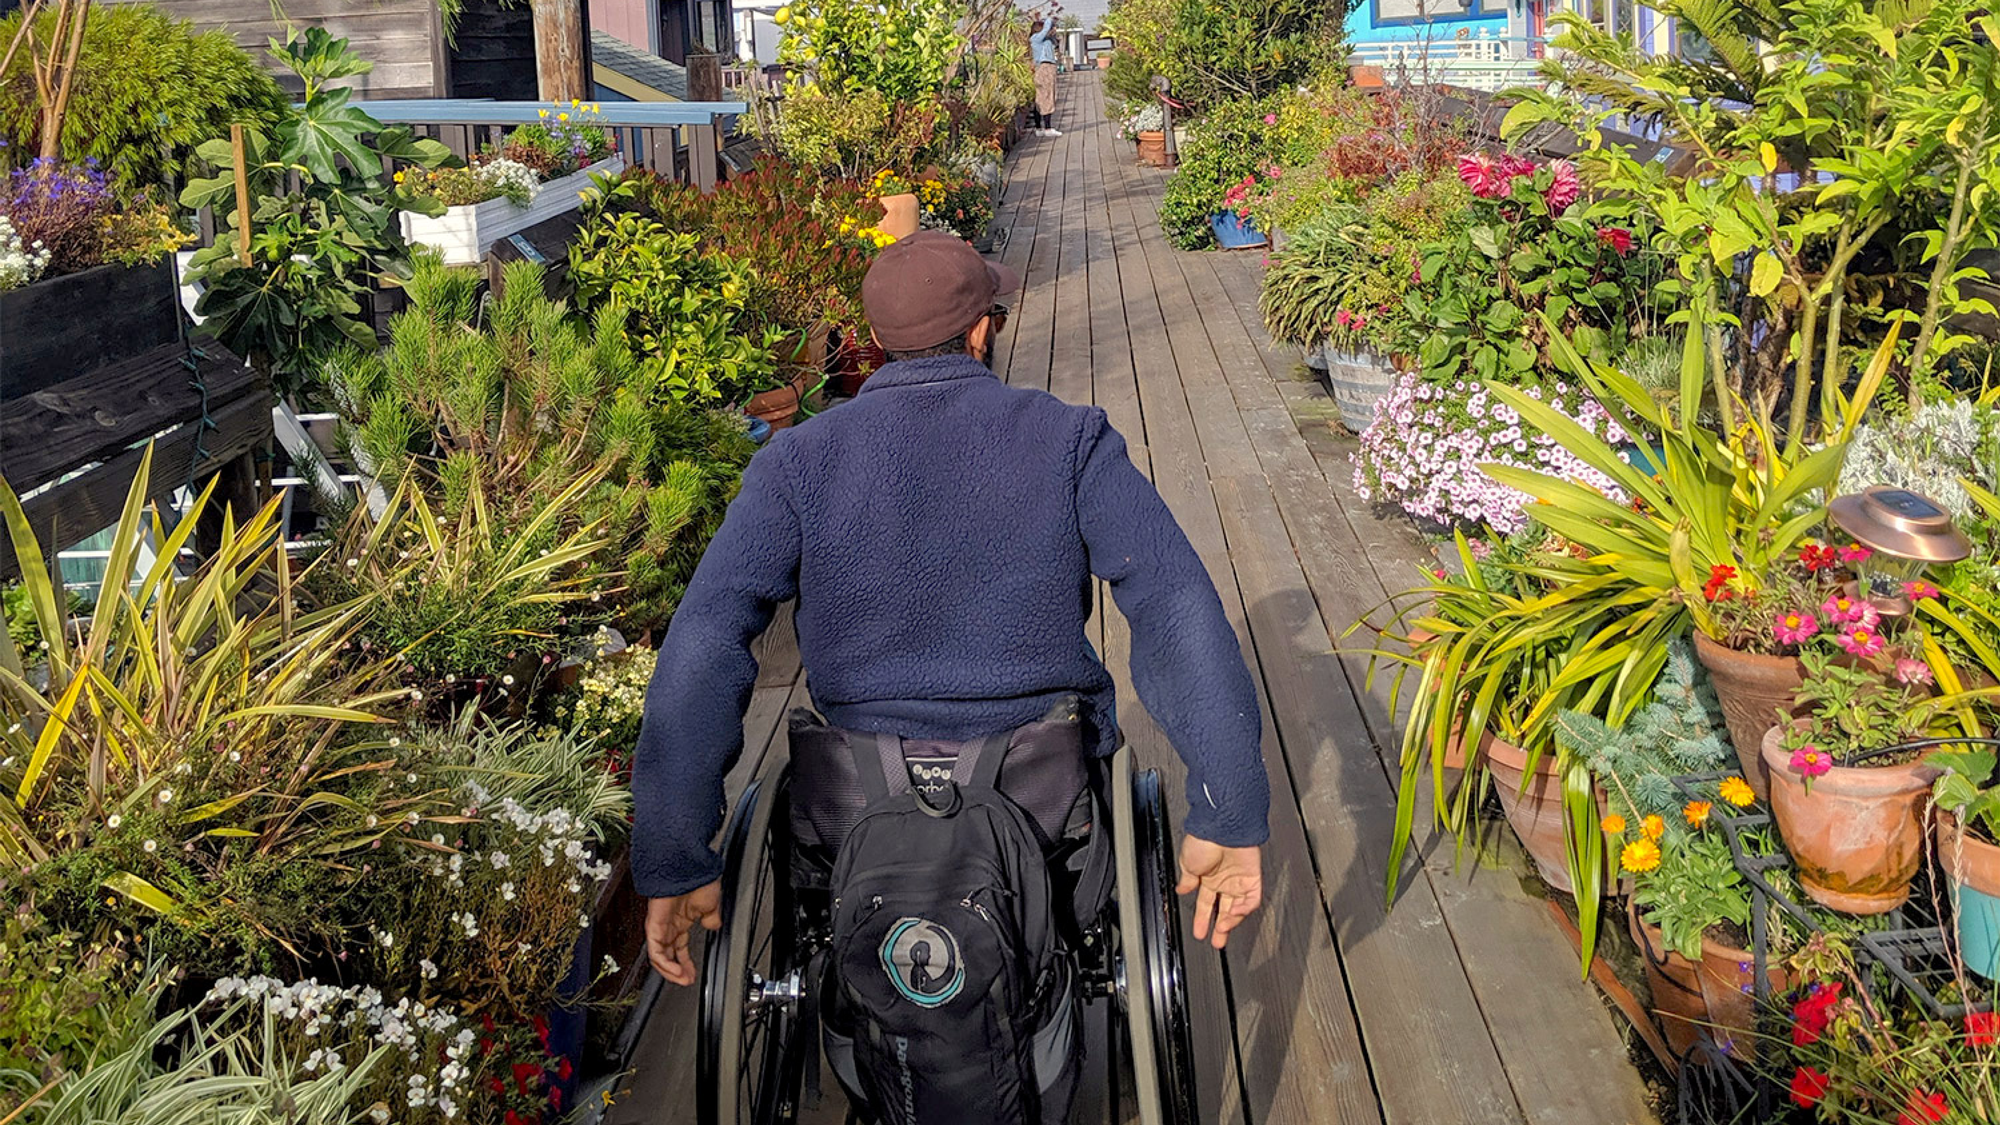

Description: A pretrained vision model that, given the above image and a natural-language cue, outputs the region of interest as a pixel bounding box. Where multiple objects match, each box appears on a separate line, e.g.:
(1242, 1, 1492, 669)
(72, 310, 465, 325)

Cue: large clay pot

(877, 192, 921, 239)
(1628, 899, 1784, 1060)
(1693, 632, 1805, 800)
(744, 381, 801, 430)
(1762, 725, 1938, 914)
(1938, 813, 2000, 980)
(1481, 732, 1582, 894)
(1135, 131, 1168, 168)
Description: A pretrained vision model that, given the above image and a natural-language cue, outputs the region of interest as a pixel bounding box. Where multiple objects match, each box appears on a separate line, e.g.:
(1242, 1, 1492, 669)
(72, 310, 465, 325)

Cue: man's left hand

(646, 883, 723, 986)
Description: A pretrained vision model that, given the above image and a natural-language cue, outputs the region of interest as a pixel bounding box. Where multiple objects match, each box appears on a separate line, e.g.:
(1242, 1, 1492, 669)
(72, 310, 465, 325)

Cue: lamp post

(1827, 486, 1971, 615)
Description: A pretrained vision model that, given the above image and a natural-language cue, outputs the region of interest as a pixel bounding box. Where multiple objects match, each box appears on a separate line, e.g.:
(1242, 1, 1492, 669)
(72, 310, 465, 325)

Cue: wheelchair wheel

(1110, 744, 1199, 1125)
(698, 755, 811, 1125)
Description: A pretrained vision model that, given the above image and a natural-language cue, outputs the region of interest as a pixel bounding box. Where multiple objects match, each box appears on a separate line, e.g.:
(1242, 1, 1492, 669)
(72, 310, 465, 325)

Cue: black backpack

(822, 730, 1077, 1125)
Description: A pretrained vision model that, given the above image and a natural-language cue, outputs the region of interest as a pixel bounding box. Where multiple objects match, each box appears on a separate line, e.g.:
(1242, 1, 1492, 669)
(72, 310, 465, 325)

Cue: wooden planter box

(401, 154, 625, 266)
(0, 259, 182, 401)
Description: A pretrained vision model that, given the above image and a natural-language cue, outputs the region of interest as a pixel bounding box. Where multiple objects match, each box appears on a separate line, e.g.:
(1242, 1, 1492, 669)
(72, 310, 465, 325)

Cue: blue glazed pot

(1620, 442, 1668, 476)
(1942, 815, 2000, 980)
(1210, 211, 1267, 250)
(747, 416, 774, 444)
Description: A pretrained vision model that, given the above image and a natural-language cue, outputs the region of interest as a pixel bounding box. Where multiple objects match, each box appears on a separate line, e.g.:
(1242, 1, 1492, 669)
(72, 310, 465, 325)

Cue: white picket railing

(1349, 35, 1552, 92)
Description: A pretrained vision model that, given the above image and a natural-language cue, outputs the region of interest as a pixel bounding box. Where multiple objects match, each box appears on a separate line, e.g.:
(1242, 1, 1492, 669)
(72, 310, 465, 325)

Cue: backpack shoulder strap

(849, 730, 912, 803)
(950, 731, 1013, 793)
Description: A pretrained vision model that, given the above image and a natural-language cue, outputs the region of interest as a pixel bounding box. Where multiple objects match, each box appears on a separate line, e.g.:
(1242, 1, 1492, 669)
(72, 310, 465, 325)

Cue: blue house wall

(1343, 2, 1509, 44)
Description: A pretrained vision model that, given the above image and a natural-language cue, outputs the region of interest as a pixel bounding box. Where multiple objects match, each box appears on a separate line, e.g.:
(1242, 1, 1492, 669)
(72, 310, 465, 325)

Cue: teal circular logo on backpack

(880, 917, 964, 1008)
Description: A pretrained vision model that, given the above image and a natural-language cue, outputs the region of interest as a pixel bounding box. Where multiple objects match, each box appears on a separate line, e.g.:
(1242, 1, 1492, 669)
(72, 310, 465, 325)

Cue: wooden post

(691, 116, 721, 192)
(230, 124, 252, 267)
(686, 51, 723, 102)
(531, 0, 591, 102)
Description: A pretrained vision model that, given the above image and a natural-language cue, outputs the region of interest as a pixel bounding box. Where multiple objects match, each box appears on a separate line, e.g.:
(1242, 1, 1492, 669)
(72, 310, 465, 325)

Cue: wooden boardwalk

(608, 72, 1657, 1125)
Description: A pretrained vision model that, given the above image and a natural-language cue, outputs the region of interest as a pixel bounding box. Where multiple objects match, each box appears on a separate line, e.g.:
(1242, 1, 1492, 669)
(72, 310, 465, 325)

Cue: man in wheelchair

(632, 231, 1269, 1124)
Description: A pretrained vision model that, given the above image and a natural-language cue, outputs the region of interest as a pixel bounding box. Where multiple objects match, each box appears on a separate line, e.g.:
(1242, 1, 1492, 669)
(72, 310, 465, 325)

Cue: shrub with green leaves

(1159, 95, 1286, 249)
(1557, 638, 1729, 831)
(0, 4, 287, 197)
(332, 254, 755, 641)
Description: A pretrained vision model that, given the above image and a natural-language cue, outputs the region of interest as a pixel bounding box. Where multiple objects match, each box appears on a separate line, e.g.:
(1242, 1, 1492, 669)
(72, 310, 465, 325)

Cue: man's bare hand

(646, 882, 722, 986)
(1175, 837, 1262, 950)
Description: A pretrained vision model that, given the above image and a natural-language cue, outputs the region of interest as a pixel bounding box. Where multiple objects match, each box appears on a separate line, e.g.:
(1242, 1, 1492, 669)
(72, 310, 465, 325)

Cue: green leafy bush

(773, 0, 963, 104)
(0, 4, 287, 197)
(333, 255, 755, 640)
(567, 208, 786, 407)
(181, 28, 451, 389)
(1159, 95, 1285, 249)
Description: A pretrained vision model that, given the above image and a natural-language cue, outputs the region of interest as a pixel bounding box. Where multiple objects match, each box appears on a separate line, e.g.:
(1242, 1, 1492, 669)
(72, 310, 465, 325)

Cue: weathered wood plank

(1, 345, 257, 485)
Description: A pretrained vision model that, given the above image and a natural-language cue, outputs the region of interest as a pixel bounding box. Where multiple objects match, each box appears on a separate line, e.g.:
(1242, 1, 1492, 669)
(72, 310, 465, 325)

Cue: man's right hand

(1175, 836, 1262, 950)
(646, 883, 723, 986)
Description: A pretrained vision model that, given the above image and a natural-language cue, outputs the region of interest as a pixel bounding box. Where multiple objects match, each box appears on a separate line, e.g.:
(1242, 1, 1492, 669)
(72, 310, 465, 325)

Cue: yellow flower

(1719, 776, 1756, 808)
(558, 112, 570, 122)
(1619, 838, 1662, 873)
(570, 98, 581, 108)
(590, 103, 602, 113)
(1599, 813, 1626, 834)
(1640, 814, 1665, 841)
(393, 170, 406, 182)
(539, 108, 550, 119)
(1684, 800, 1712, 828)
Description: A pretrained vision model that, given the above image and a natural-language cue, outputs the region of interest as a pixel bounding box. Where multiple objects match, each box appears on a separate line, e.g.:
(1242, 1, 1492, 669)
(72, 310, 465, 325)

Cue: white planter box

(401, 154, 625, 266)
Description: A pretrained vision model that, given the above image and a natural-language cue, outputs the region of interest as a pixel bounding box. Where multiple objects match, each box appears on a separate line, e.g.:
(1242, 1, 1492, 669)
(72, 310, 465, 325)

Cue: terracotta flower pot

(1628, 899, 1784, 1060)
(1761, 725, 1939, 914)
(1135, 131, 1169, 168)
(1693, 632, 1805, 801)
(745, 382, 801, 430)
(833, 331, 889, 396)
(1938, 813, 2000, 980)
(1480, 732, 1590, 894)
(877, 193, 921, 240)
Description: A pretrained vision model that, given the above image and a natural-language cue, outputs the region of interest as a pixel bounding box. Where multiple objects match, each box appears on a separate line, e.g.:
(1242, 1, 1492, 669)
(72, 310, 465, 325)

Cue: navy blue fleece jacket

(629, 354, 1268, 897)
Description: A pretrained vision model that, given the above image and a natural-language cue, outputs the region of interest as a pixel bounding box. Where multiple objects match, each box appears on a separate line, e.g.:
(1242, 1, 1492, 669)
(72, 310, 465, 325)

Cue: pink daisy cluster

(1454, 153, 1581, 212)
(1352, 371, 1630, 534)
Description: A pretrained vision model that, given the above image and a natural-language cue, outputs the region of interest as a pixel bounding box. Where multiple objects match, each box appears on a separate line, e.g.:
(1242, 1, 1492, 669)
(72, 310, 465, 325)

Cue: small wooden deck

(608, 72, 1657, 1125)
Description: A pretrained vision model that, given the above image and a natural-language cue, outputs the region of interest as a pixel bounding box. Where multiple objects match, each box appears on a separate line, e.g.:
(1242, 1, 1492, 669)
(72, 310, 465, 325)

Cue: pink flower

(1772, 611, 1819, 646)
(1837, 624, 1887, 657)
(1790, 746, 1833, 778)
(1821, 593, 1879, 628)
(1545, 159, 1581, 212)
(1905, 580, 1940, 601)
(1896, 658, 1934, 686)
(1264, 113, 1278, 125)
(1335, 309, 1354, 328)
(1498, 153, 1538, 179)
(1595, 227, 1633, 255)
(1455, 153, 1512, 199)
(1839, 544, 1873, 563)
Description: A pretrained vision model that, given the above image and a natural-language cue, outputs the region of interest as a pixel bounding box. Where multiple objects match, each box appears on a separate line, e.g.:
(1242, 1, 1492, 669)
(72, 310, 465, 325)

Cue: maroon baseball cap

(862, 230, 1021, 352)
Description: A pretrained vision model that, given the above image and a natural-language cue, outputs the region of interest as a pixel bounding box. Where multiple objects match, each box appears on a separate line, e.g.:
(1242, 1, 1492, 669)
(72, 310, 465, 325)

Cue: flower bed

(401, 153, 625, 266)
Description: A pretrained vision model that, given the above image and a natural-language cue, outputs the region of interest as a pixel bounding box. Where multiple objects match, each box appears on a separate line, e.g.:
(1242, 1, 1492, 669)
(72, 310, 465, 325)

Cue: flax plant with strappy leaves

(0, 448, 436, 967)
(1362, 311, 1898, 968)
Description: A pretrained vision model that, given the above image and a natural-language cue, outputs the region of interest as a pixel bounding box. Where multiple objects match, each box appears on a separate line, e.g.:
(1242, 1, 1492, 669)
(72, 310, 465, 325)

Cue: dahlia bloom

(1544, 159, 1581, 212)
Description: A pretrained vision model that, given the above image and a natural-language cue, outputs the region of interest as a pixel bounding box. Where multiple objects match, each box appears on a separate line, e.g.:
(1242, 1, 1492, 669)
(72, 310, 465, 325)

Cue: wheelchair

(696, 743, 1198, 1125)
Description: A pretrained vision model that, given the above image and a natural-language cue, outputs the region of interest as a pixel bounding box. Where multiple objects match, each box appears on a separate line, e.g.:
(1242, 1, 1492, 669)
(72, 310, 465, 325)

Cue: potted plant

(1617, 775, 1784, 1060)
(1120, 102, 1168, 167)
(0, 160, 191, 397)
(1212, 172, 1268, 249)
(1929, 745, 2000, 980)
(871, 169, 921, 240)
(1763, 645, 1948, 914)
(402, 106, 625, 265)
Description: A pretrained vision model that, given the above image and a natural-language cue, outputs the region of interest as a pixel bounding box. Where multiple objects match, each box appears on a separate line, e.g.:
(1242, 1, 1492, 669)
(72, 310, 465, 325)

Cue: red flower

(513, 1062, 542, 1097)
(556, 1057, 574, 1082)
(1898, 1088, 1948, 1124)
(481, 1012, 498, 1034)
(506, 1113, 528, 1125)
(1790, 1066, 1830, 1108)
(1703, 564, 1738, 602)
(1800, 544, 1838, 572)
(1545, 159, 1582, 212)
(532, 1014, 552, 1049)
(1840, 544, 1874, 563)
(549, 1086, 565, 1111)
(1595, 226, 1634, 255)
(480, 1037, 495, 1056)
(488, 1076, 506, 1096)
(1792, 982, 1842, 1046)
(1967, 1010, 2000, 1046)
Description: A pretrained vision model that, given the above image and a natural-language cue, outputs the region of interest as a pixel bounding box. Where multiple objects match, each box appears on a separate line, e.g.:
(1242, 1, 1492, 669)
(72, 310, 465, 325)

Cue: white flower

(376, 930, 394, 949)
(601, 954, 621, 974)
(143, 839, 158, 853)
(488, 851, 511, 869)
(156, 788, 173, 804)
(106, 814, 123, 829)
(228, 750, 241, 762)
(501, 882, 517, 901)
(419, 958, 439, 979)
